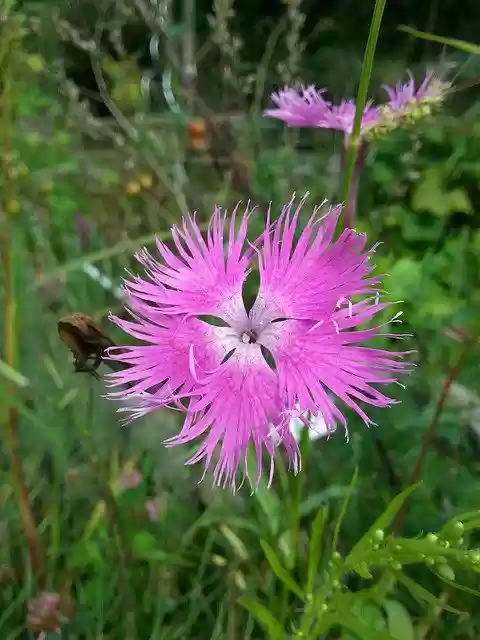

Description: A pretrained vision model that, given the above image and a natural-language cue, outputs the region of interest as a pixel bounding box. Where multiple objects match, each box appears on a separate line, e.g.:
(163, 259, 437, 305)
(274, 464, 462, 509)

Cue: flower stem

(340, 141, 366, 230)
(338, 0, 386, 232)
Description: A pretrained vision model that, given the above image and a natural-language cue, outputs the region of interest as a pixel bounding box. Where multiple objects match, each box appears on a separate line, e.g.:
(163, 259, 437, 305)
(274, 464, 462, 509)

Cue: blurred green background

(1, 0, 480, 638)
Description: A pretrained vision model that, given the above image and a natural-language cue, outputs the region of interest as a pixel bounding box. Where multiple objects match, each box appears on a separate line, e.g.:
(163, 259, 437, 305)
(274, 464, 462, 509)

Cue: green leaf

(219, 525, 249, 561)
(300, 486, 349, 516)
(398, 25, 480, 55)
(411, 174, 448, 216)
(307, 507, 328, 593)
(431, 569, 480, 597)
(347, 484, 419, 565)
(238, 597, 284, 639)
(131, 531, 190, 565)
(383, 600, 415, 640)
(334, 611, 396, 639)
(352, 601, 386, 630)
(333, 467, 358, 551)
(132, 531, 158, 557)
(181, 512, 260, 545)
(260, 540, 304, 599)
(0, 358, 30, 388)
(445, 188, 472, 214)
(248, 447, 282, 535)
(68, 540, 104, 570)
(395, 572, 464, 614)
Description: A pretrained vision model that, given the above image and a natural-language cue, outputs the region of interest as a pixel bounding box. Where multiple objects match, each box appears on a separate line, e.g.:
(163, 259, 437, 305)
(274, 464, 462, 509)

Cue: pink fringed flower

(264, 71, 448, 137)
(106, 195, 410, 489)
(317, 100, 380, 134)
(264, 86, 331, 127)
(382, 70, 447, 113)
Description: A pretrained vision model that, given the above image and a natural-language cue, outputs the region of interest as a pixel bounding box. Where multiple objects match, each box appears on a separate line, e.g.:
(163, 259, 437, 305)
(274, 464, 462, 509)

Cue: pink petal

(259, 312, 410, 435)
(124, 205, 251, 324)
(264, 86, 331, 127)
(250, 196, 380, 325)
(105, 311, 232, 418)
(165, 345, 299, 490)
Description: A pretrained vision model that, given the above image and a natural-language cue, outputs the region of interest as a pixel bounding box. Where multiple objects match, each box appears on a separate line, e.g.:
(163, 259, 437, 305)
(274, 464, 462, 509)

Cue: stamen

(241, 330, 257, 344)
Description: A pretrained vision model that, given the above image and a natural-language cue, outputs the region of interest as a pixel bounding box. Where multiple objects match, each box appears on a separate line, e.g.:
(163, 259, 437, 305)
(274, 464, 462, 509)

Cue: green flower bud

(437, 563, 455, 581)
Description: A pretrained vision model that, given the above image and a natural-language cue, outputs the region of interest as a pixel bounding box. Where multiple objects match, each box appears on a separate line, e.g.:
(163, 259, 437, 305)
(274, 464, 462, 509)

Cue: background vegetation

(1, 0, 480, 637)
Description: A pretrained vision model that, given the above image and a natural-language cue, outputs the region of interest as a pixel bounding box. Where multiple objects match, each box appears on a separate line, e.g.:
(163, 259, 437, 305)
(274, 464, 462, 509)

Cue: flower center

(241, 329, 258, 344)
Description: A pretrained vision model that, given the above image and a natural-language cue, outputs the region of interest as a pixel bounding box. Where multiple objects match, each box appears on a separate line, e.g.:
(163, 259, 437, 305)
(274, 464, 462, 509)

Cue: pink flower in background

(264, 86, 380, 133)
(118, 467, 142, 491)
(382, 70, 447, 113)
(145, 497, 165, 521)
(106, 195, 409, 490)
(264, 86, 331, 127)
(319, 100, 380, 134)
(72, 211, 91, 250)
(264, 71, 447, 135)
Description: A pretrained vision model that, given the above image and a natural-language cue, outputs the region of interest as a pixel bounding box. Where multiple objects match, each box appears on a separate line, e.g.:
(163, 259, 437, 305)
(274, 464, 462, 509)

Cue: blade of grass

(398, 25, 480, 55)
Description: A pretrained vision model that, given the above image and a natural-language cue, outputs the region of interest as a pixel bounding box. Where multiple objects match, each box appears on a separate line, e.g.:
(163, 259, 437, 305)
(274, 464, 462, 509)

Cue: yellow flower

(26, 54, 44, 73)
(7, 200, 20, 215)
(139, 174, 153, 189)
(126, 181, 141, 195)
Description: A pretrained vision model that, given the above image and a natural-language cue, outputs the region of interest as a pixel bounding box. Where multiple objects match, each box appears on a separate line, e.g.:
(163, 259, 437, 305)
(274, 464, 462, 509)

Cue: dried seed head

(27, 591, 74, 633)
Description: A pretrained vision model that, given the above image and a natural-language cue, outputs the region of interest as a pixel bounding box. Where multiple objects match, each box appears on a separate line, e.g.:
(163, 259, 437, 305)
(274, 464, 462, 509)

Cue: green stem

(279, 428, 311, 626)
(338, 0, 387, 233)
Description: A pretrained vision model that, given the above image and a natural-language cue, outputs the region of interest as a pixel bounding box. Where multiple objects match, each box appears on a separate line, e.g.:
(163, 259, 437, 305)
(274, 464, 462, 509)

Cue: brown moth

(57, 312, 116, 379)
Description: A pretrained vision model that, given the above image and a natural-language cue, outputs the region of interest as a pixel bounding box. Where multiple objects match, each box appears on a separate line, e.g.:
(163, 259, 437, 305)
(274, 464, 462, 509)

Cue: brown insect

(57, 312, 117, 379)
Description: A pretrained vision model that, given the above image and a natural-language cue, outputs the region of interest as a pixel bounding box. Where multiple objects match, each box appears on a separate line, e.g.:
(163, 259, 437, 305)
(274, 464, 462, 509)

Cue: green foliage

(1, 1, 480, 639)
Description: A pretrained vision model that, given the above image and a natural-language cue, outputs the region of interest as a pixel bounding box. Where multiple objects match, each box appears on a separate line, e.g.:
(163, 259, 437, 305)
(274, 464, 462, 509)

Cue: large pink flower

(106, 196, 410, 489)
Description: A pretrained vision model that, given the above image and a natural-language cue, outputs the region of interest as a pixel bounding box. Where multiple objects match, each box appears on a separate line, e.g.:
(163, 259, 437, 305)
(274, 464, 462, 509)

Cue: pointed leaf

(429, 567, 480, 597)
(334, 611, 396, 639)
(398, 25, 480, 55)
(238, 597, 284, 639)
(307, 507, 328, 593)
(333, 467, 358, 551)
(248, 450, 282, 535)
(347, 484, 419, 565)
(395, 572, 464, 614)
(219, 525, 249, 560)
(260, 540, 304, 599)
(352, 601, 386, 630)
(0, 359, 30, 388)
(383, 600, 415, 640)
(300, 486, 349, 516)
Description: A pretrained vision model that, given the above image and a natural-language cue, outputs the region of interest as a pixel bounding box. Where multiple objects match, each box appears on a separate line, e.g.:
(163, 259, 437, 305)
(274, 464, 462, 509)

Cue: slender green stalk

(338, 0, 387, 232)
(279, 428, 310, 625)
